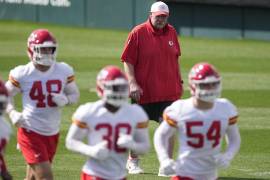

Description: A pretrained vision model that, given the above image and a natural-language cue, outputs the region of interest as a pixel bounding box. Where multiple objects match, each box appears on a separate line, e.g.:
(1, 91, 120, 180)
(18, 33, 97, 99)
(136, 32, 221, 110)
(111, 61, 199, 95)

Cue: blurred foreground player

(66, 66, 150, 180)
(0, 80, 12, 180)
(154, 62, 241, 179)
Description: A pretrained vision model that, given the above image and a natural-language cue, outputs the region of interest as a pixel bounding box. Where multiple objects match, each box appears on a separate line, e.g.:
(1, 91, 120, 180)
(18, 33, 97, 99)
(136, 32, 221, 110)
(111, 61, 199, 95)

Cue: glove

(116, 133, 134, 150)
(214, 153, 231, 169)
(159, 158, 176, 176)
(51, 93, 69, 107)
(8, 109, 24, 127)
(91, 141, 109, 160)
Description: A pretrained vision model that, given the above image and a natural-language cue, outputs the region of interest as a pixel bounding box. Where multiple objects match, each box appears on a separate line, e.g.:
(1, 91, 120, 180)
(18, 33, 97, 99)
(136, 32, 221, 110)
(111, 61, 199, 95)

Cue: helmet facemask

(102, 78, 129, 107)
(30, 42, 57, 67)
(191, 76, 221, 103)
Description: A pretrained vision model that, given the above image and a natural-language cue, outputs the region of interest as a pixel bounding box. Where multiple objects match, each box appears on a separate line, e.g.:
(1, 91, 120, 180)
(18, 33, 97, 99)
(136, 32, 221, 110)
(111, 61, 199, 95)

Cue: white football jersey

(8, 62, 75, 135)
(163, 98, 238, 175)
(72, 100, 148, 179)
(0, 116, 12, 150)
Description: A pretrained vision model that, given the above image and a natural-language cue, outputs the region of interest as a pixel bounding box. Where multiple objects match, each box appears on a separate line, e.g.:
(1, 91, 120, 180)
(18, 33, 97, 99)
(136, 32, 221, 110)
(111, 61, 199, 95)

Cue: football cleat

(126, 158, 144, 174)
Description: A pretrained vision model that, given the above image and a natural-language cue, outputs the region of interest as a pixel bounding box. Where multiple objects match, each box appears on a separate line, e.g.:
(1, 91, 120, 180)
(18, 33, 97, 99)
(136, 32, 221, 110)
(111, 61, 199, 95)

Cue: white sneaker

(126, 158, 144, 174)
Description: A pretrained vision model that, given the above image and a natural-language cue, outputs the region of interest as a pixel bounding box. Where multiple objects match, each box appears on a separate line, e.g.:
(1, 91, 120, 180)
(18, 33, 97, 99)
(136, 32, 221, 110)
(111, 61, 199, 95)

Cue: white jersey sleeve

(71, 103, 92, 129)
(163, 100, 183, 128)
(219, 98, 238, 125)
(128, 104, 150, 154)
(8, 65, 25, 90)
(58, 62, 75, 84)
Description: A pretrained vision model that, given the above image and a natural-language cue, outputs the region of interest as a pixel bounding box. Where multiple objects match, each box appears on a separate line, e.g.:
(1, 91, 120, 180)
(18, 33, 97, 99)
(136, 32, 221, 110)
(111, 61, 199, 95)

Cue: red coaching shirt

(121, 19, 183, 104)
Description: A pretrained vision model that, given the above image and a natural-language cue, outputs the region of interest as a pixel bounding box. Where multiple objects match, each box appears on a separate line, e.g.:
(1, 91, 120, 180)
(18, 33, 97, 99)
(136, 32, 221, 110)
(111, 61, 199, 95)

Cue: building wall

(0, 0, 269, 40)
(167, 2, 270, 40)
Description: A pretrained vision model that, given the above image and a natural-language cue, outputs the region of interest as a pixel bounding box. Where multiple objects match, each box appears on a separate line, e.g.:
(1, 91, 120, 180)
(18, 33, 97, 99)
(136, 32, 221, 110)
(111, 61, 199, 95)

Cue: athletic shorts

(17, 128, 59, 164)
(172, 173, 218, 180)
(132, 100, 173, 122)
(171, 176, 194, 180)
(81, 172, 126, 180)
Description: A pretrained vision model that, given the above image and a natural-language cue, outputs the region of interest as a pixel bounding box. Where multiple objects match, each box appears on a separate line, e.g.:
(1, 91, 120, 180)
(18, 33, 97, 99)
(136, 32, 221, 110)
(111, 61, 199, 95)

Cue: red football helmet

(0, 79, 8, 115)
(27, 29, 57, 66)
(189, 62, 221, 102)
(96, 66, 129, 107)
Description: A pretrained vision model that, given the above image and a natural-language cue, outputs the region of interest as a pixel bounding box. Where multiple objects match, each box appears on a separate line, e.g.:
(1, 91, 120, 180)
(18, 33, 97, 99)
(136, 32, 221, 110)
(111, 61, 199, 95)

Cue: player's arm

(5, 79, 24, 127)
(154, 119, 177, 175)
(123, 62, 143, 101)
(65, 122, 109, 160)
(154, 120, 176, 163)
(117, 121, 150, 155)
(215, 116, 241, 169)
(51, 80, 80, 107)
(224, 122, 241, 160)
(64, 81, 80, 104)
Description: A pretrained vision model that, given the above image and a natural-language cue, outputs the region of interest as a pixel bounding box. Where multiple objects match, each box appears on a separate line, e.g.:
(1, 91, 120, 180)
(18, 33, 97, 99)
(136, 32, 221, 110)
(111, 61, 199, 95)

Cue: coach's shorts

(132, 100, 173, 122)
(17, 128, 59, 164)
(81, 172, 126, 180)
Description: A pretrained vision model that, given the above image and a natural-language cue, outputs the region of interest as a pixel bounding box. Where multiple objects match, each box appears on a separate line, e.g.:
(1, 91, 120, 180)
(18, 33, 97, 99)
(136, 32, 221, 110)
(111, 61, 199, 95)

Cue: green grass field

(0, 20, 270, 180)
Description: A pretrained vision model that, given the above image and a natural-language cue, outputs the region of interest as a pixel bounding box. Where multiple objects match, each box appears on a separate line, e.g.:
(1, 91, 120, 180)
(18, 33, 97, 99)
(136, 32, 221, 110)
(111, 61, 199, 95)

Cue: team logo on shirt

(168, 40, 174, 46)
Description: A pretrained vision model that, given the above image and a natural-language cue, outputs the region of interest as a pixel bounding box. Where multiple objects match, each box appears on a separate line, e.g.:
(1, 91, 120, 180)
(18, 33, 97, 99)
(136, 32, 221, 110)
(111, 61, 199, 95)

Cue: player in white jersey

(154, 62, 241, 180)
(5, 29, 80, 180)
(66, 65, 150, 180)
(0, 80, 12, 180)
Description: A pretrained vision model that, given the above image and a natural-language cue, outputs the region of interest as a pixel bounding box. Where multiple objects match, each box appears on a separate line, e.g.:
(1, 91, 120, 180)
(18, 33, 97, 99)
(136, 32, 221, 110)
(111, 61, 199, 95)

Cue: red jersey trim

(67, 75, 75, 83)
(136, 121, 148, 129)
(72, 119, 88, 129)
(9, 75, 20, 88)
(163, 113, 177, 127)
(229, 116, 238, 125)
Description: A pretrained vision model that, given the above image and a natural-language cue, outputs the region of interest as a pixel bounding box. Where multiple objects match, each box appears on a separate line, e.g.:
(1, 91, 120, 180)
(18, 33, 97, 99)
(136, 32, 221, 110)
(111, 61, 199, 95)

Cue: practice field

(0, 21, 270, 180)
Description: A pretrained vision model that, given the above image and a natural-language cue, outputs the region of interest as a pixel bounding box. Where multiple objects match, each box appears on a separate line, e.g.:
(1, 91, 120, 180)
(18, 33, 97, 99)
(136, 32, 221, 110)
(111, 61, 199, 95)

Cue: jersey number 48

(29, 80, 62, 108)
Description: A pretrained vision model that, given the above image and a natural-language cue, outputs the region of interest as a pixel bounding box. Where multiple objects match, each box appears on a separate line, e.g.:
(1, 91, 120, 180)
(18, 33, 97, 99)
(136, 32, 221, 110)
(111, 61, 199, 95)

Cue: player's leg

(126, 151, 143, 174)
(17, 128, 59, 180)
(25, 165, 35, 180)
(29, 162, 53, 180)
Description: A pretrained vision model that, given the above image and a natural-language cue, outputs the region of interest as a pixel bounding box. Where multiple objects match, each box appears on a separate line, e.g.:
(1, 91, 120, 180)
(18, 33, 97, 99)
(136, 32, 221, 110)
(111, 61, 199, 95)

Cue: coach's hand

(129, 81, 143, 102)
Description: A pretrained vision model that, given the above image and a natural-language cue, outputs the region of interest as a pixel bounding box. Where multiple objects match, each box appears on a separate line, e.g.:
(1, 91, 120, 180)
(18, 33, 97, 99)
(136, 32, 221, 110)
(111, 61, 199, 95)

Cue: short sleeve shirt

(121, 19, 183, 104)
